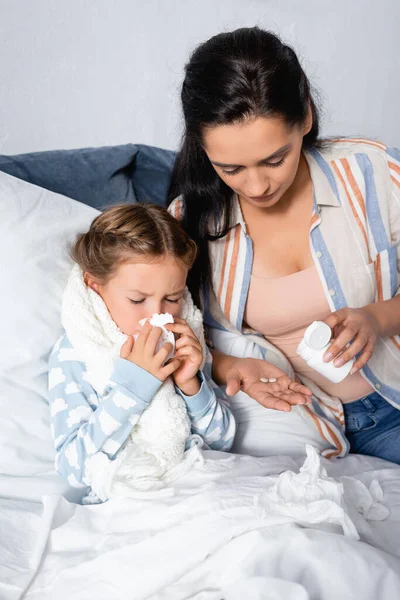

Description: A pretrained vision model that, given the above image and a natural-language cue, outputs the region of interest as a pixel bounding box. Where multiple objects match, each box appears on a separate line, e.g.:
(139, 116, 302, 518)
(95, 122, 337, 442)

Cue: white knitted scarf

(62, 264, 205, 500)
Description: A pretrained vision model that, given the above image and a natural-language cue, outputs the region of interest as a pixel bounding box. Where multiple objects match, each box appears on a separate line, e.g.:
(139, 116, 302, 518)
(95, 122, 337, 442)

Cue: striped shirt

(169, 139, 400, 458)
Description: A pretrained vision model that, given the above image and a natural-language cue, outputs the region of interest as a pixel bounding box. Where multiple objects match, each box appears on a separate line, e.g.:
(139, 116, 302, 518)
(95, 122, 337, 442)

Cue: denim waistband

(342, 391, 385, 414)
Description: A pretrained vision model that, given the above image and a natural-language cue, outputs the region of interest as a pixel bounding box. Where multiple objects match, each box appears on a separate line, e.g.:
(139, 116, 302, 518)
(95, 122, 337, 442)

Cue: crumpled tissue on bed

(254, 445, 389, 539)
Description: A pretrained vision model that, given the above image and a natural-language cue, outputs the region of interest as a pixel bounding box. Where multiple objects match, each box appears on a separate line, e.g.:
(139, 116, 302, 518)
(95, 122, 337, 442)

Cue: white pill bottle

(296, 321, 355, 384)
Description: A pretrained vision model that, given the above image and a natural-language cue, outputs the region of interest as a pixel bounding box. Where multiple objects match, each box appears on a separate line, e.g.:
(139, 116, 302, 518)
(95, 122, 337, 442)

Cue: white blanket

(3, 448, 400, 600)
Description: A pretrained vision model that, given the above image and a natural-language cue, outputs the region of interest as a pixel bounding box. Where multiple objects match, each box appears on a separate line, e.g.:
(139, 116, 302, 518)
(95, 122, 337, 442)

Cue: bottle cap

(304, 321, 331, 350)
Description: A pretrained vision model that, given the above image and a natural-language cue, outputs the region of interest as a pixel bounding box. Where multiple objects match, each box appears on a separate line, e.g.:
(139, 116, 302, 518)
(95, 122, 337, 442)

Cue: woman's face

(202, 115, 311, 210)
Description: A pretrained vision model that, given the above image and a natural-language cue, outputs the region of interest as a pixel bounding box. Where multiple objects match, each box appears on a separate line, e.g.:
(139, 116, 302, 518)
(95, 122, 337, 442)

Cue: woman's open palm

(226, 358, 313, 412)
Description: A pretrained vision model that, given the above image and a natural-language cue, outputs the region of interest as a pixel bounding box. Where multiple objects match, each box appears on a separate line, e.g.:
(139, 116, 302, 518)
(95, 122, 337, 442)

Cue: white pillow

(0, 172, 99, 501)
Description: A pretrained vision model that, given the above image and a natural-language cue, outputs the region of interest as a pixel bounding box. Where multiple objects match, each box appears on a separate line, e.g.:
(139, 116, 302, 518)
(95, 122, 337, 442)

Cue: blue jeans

(343, 392, 400, 464)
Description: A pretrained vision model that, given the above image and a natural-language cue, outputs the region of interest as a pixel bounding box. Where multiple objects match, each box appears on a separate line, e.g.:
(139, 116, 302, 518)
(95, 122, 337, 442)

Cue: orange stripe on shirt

(217, 229, 232, 305)
(332, 161, 372, 263)
(318, 397, 344, 426)
(304, 405, 334, 448)
(175, 200, 182, 221)
(294, 375, 344, 428)
(169, 198, 183, 220)
(341, 158, 367, 220)
(390, 336, 400, 351)
(388, 160, 400, 177)
(375, 252, 383, 302)
(323, 449, 341, 458)
(320, 420, 343, 454)
(331, 138, 386, 150)
(391, 175, 400, 189)
(304, 405, 344, 455)
(224, 226, 241, 319)
(321, 402, 344, 428)
(309, 212, 319, 229)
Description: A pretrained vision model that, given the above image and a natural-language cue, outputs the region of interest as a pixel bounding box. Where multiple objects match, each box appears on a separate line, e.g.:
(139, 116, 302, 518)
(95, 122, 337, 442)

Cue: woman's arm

(323, 295, 400, 372)
(210, 348, 238, 385)
(362, 297, 400, 337)
(323, 147, 400, 371)
(210, 348, 312, 412)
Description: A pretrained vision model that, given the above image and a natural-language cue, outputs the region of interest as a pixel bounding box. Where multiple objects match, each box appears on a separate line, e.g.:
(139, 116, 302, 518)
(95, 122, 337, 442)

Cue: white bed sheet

(1, 450, 400, 600)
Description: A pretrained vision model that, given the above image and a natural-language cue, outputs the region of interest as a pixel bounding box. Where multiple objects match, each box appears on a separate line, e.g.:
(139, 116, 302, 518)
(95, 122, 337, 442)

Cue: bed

(1, 144, 400, 600)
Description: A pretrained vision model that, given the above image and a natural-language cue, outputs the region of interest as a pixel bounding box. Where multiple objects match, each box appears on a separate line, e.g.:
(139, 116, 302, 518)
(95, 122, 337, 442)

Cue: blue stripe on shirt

(309, 148, 342, 205)
(310, 223, 348, 310)
(355, 153, 390, 253)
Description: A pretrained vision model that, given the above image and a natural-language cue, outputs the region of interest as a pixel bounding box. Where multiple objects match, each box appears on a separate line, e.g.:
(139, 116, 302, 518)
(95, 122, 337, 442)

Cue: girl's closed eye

(128, 297, 182, 305)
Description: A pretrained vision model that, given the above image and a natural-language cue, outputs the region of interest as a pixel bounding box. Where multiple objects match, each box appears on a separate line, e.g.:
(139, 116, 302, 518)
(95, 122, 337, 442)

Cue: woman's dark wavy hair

(168, 27, 321, 307)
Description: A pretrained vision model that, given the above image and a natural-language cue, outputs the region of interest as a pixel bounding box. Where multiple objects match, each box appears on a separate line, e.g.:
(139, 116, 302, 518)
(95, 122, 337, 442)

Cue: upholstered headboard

(0, 143, 176, 209)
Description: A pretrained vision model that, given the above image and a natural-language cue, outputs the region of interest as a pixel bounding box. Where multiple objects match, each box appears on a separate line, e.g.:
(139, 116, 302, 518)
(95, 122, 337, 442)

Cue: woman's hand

(120, 321, 180, 382)
(323, 307, 380, 373)
(165, 317, 203, 395)
(225, 358, 313, 412)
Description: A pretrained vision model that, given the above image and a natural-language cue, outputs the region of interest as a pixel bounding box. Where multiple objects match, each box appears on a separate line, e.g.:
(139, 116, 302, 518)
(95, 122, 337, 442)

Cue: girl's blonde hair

(71, 203, 197, 283)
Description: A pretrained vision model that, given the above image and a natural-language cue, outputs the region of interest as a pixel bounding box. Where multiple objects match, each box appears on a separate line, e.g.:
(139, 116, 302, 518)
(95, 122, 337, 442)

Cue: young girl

(48, 203, 235, 501)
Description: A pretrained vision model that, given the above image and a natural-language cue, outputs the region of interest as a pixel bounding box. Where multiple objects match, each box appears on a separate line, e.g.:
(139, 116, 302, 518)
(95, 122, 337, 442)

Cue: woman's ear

(84, 272, 99, 292)
(303, 104, 313, 136)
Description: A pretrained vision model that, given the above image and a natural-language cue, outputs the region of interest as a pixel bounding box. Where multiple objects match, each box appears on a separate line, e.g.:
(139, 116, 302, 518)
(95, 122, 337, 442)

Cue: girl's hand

(120, 321, 180, 382)
(225, 358, 313, 412)
(165, 317, 203, 395)
(323, 307, 380, 373)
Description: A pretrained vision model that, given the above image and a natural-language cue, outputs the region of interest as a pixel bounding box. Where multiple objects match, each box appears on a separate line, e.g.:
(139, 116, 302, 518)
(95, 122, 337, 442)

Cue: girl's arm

(48, 335, 162, 488)
(174, 345, 236, 451)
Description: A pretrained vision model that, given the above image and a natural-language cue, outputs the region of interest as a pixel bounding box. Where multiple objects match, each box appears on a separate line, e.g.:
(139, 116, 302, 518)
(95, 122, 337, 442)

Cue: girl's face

(202, 114, 311, 211)
(85, 255, 188, 335)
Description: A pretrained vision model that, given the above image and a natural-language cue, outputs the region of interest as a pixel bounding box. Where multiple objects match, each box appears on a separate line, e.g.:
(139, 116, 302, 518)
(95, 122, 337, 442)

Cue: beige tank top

(244, 265, 373, 403)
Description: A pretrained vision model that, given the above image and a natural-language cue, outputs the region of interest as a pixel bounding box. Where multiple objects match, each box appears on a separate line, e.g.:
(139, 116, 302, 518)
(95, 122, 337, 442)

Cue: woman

(168, 27, 400, 463)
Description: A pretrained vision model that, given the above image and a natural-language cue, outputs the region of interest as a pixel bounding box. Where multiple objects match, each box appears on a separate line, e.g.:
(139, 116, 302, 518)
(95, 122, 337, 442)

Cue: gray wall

(0, 0, 399, 154)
